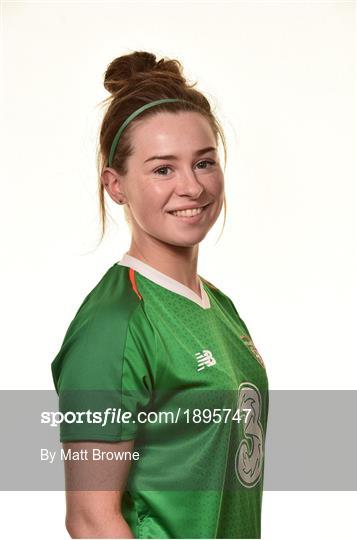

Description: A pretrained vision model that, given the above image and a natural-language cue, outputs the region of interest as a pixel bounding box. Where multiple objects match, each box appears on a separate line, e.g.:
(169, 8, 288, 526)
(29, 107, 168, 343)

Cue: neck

(126, 235, 201, 297)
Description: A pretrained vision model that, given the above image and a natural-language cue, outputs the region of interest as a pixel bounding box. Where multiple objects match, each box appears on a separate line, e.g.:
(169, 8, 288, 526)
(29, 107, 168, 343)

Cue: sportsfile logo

(195, 349, 216, 371)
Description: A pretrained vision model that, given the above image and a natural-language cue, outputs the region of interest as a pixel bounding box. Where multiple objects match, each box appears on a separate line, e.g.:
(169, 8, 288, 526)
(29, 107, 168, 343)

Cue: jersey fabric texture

(51, 253, 269, 539)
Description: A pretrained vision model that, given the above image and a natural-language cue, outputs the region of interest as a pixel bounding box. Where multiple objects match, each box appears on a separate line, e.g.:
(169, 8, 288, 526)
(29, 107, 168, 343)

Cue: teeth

(171, 206, 204, 217)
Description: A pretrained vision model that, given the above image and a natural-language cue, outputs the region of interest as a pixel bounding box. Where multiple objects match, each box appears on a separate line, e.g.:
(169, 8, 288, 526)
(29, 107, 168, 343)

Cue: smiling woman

(51, 50, 269, 539)
(101, 109, 225, 252)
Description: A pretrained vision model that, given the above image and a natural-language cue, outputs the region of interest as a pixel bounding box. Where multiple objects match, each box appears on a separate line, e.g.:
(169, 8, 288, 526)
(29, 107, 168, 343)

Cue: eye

(196, 159, 216, 169)
(153, 160, 216, 176)
(154, 165, 172, 176)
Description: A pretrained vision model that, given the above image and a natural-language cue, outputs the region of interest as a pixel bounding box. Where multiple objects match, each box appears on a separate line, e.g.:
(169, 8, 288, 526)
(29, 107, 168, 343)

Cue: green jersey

(51, 253, 269, 539)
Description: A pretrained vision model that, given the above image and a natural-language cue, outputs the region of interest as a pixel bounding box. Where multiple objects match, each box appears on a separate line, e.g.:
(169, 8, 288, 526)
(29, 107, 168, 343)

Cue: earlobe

(105, 188, 127, 205)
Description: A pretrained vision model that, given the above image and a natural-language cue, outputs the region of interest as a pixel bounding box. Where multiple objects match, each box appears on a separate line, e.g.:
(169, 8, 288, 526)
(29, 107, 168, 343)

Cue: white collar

(117, 253, 211, 310)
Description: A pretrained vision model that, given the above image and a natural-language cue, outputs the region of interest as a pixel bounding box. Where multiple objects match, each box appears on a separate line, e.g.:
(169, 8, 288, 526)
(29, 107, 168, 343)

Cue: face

(103, 111, 225, 248)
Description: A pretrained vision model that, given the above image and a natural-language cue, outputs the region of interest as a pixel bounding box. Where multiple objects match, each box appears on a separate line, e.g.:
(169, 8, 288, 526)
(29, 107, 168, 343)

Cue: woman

(51, 50, 269, 539)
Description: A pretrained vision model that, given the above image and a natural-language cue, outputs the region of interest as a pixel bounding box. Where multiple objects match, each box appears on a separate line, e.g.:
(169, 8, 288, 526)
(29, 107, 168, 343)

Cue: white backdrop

(1, 1, 356, 538)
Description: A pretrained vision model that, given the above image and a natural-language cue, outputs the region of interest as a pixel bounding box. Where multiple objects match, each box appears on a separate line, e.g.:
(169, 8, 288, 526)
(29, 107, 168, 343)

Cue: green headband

(108, 98, 192, 167)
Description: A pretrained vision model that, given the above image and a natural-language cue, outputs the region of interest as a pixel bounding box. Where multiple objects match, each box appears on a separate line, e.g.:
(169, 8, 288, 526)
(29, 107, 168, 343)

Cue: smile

(168, 204, 210, 218)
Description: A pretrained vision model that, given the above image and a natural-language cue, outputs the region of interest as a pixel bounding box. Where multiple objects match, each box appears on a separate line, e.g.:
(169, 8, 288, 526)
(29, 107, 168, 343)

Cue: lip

(167, 203, 211, 222)
(167, 202, 211, 213)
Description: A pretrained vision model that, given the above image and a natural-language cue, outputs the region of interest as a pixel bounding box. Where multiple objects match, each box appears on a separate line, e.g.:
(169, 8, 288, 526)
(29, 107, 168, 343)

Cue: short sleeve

(51, 296, 155, 443)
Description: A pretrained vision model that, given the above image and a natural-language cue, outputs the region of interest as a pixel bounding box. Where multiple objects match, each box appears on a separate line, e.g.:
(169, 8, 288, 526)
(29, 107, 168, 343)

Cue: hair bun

(104, 50, 186, 95)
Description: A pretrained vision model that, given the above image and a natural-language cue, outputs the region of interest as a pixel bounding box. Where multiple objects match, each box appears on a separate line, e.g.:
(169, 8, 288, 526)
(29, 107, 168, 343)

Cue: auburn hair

(96, 50, 228, 244)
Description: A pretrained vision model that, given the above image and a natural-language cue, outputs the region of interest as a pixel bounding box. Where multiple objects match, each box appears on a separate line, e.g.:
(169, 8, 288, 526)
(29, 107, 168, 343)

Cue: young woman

(51, 50, 269, 539)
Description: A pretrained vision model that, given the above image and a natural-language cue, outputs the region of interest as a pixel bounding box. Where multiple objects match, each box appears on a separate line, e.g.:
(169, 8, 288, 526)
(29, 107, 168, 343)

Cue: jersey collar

(117, 253, 211, 310)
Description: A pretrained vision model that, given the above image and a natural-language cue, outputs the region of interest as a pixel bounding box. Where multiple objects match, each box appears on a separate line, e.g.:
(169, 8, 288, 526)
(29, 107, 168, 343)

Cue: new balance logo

(195, 349, 216, 371)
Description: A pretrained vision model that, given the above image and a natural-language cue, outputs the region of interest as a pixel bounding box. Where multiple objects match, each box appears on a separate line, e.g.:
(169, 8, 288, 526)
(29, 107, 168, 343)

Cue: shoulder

(51, 263, 148, 391)
(200, 276, 237, 312)
(65, 263, 142, 336)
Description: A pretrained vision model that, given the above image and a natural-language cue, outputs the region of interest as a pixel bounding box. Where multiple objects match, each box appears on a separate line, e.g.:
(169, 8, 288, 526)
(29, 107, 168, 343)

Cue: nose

(175, 167, 204, 199)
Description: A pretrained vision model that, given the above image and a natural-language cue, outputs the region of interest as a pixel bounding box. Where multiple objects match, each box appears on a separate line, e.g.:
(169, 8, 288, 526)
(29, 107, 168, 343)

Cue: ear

(101, 167, 127, 205)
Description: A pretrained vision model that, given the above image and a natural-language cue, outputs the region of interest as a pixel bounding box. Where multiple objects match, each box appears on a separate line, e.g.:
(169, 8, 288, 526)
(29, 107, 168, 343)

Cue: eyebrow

(144, 146, 217, 163)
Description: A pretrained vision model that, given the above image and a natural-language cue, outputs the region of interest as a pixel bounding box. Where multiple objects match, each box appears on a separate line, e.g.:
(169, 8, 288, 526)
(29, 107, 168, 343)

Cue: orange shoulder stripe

(128, 267, 142, 300)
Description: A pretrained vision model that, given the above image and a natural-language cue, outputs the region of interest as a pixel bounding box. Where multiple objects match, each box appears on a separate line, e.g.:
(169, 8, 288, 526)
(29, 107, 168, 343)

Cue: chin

(159, 230, 210, 248)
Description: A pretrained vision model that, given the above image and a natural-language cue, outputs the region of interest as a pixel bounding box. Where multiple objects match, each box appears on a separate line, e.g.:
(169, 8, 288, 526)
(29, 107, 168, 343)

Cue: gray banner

(0, 390, 356, 490)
